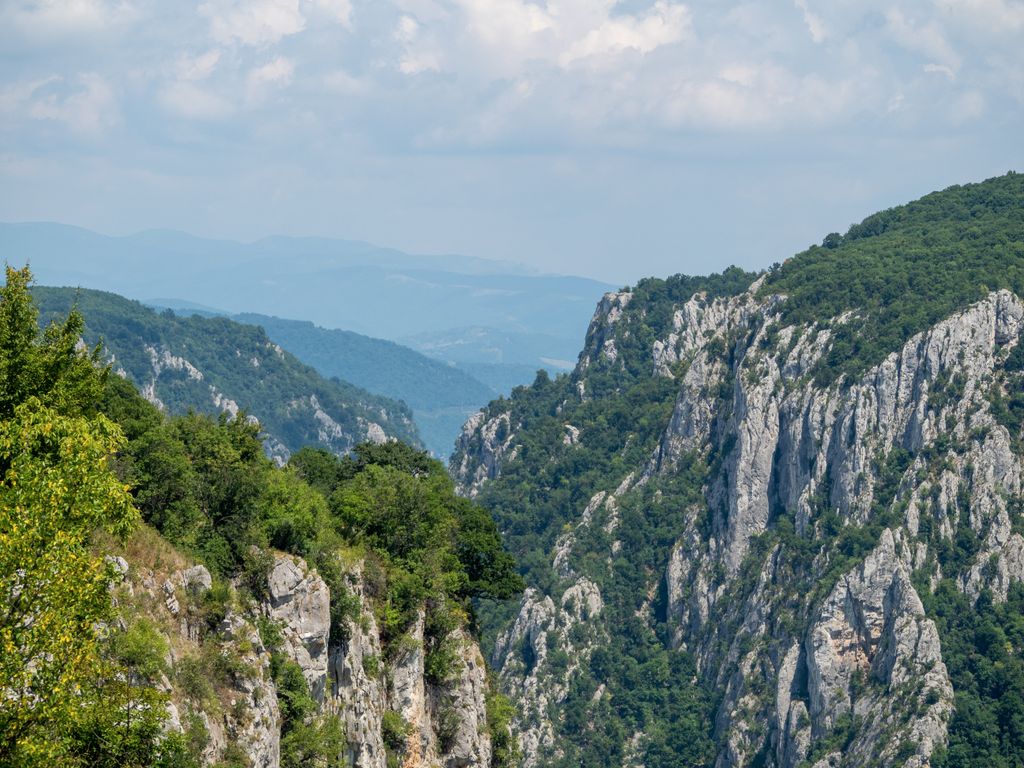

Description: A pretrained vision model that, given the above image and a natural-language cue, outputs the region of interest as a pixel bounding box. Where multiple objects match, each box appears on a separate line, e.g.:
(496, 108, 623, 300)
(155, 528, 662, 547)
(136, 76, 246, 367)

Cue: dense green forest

(31, 287, 420, 455)
(765, 171, 1024, 384)
(1, 267, 521, 767)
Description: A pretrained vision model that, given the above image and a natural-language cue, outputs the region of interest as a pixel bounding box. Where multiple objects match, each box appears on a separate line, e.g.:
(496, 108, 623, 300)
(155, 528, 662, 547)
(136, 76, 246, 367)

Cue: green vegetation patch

(764, 172, 1024, 385)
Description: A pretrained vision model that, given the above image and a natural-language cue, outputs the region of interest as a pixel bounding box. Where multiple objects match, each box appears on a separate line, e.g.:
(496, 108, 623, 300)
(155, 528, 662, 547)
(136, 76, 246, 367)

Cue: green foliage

(0, 266, 195, 766)
(485, 688, 521, 768)
(280, 715, 346, 768)
(290, 442, 523, 641)
(923, 582, 1024, 768)
(0, 267, 106, 421)
(67, 619, 196, 768)
(176, 655, 214, 704)
(272, 656, 317, 727)
(108, 618, 170, 682)
(801, 713, 859, 766)
(424, 637, 461, 684)
(31, 285, 421, 454)
(381, 710, 411, 752)
(765, 172, 1024, 385)
(118, 405, 272, 576)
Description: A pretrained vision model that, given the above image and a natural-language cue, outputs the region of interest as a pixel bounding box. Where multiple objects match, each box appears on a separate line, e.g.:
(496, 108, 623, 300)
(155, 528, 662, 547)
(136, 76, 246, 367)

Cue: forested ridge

(0, 266, 521, 767)
(32, 286, 420, 458)
(229, 312, 496, 457)
(765, 171, 1024, 384)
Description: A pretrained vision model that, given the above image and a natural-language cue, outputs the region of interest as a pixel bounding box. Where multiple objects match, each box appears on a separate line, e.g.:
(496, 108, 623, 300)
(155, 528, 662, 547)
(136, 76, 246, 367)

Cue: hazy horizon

(2, 2, 1021, 285)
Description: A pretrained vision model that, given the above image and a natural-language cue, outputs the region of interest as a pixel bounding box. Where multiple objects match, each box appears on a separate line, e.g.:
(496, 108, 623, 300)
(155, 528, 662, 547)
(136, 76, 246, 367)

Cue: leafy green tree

(68, 620, 198, 768)
(257, 466, 332, 556)
(0, 266, 140, 764)
(0, 402, 138, 763)
(451, 497, 523, 599)
(0, 266, 105, 421)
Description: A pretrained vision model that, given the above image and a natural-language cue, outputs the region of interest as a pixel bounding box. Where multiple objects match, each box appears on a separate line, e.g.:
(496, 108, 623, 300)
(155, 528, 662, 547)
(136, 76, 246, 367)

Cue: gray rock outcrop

(267, 553, 331, 702)
(454, 280, 1024, 767)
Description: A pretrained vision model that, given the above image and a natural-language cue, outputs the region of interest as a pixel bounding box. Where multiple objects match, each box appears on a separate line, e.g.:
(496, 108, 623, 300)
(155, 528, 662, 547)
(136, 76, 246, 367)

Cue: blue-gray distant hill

(31, 286, 421, 461)
(2, 223, 613, 392)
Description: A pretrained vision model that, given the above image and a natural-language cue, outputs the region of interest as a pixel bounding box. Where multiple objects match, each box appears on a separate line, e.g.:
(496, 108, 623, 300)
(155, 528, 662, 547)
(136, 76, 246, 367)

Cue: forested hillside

(31, 287, 420, 461)
(230, 313, 496, 457)
(0, 266, 522, 767)
(454, 172, 1024, 768)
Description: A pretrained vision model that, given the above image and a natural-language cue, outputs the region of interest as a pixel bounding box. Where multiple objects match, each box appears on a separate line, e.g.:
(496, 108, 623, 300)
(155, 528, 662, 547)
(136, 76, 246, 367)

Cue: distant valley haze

(1, 220, 614, 456)
(0, 220, 611, 345)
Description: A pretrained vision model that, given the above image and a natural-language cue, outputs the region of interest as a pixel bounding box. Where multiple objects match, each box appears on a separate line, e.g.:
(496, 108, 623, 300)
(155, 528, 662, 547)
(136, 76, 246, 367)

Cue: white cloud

(923, 62, 955, 79)
(2, 0, 137, 37)
(793, 0, 826, 43)
(248, 56, 295, 92)
(559, 1, 691, 66)
(1, 0, 1020, 149)
(884, 8, 961, 72)
(391, 0, 691, 81)
(939, 0, 1024, 35)
(244, 56, 296, 105)
(395, 15, 442, 74)
(198, 0, 353, 47)
(250, 56, 295, 86)
(160, 81, 233, 120)
(1, 72, 118, 135)
(322, 69, 368, 93)
(200, 0, 306, 46)
(455, 0, 553, 49)
(0, 75, 60, 115)
(310, 0, 353, 25)
(175, 50, 222, 81)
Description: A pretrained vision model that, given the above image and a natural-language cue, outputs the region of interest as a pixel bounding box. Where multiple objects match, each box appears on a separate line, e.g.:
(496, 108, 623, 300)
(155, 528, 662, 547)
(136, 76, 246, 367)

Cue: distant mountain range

(32, 287, 420, 461)
(3, 222, 613, 394)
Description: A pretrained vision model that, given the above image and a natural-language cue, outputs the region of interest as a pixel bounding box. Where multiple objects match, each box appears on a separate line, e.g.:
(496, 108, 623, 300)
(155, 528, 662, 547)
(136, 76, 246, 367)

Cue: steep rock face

(329, 592, 494, 768)
(663, 289, 1021, 767)
(267, 553, 331, 702)
(113, 546, 494, 768)
(328, 563, 387, 768)
(454, 278, 1024, 767)
(797, 530, 952, 768)
(452, 410, 517, 498)
(491, 582, 604, 767)
(111, 555, 283, 768)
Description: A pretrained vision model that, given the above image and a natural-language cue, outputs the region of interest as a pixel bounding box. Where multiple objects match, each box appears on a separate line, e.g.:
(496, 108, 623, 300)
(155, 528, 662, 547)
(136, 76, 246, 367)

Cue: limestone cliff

(453, 274, 1024, 767)
(110, 541, 494, 768)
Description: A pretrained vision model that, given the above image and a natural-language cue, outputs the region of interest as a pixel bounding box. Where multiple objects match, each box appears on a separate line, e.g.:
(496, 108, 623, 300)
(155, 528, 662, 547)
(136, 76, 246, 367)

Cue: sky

(0, 0, 1022, 284)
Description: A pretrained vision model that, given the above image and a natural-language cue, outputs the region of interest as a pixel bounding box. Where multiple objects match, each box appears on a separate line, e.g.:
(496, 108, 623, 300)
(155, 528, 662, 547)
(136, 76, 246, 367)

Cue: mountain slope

(452, 172, 1024, 768)
(1, 267, 522, 768)
(230, 313, 496, 457)
(32, 287, 420, 460)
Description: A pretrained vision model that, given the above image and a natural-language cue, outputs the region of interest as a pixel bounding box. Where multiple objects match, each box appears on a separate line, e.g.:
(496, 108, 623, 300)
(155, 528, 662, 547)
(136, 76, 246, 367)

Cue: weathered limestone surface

(455, 283, 1024, 767)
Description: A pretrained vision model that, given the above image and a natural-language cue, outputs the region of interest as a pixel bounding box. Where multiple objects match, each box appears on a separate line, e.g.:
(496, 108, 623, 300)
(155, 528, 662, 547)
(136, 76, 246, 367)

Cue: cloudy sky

(1, 0, 1021, 282)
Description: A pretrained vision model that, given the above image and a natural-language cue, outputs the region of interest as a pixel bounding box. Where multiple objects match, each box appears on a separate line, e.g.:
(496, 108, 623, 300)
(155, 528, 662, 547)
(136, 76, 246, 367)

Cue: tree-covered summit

(764, 171, 1024, 383)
